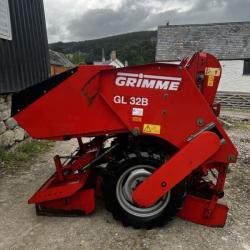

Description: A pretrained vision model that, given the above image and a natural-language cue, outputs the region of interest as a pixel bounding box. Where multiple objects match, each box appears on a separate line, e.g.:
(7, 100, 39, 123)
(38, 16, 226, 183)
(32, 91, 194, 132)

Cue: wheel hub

(116, 165, 171, 218)
(122, 168, 150, 203)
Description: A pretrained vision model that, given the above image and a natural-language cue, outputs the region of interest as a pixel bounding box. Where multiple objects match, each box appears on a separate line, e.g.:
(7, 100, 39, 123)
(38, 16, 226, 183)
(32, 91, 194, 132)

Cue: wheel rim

(116, 165, 171, 218)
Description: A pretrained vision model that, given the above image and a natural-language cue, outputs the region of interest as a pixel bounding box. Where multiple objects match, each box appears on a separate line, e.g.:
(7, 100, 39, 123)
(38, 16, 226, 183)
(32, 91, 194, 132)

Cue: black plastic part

(36, 204, 85, 217)
(11, 67, 78, 116)
(209, 126, 224, 139)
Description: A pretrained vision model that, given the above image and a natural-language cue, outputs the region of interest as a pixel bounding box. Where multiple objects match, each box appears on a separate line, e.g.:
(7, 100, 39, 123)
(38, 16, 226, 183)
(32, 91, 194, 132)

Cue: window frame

(243, 59, 250, 75)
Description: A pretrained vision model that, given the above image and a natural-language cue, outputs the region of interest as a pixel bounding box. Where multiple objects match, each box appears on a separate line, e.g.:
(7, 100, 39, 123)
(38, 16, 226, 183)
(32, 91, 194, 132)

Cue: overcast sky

(43, 0, 250, 43)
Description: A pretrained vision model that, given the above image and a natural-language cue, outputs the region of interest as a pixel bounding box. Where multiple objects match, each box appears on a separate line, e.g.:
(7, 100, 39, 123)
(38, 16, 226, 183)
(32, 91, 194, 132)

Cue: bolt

(197, 118, 205, 126)
(161, 181, 167, 187)
(131, 127, 140, 136)
(163, 93, 169, 99)
(217, 190, 224, 198)
(162, 109, 167, 116)
(228, 154, 235, 162)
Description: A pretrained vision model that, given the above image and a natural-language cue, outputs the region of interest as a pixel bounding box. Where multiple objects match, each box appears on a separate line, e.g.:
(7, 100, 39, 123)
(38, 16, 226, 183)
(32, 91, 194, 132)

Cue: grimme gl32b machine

(12, 52, 238, 228)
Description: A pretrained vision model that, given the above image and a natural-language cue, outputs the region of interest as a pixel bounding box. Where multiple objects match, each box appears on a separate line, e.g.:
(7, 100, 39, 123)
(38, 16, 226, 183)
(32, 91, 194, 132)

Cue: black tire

(102, 148, 187, 229)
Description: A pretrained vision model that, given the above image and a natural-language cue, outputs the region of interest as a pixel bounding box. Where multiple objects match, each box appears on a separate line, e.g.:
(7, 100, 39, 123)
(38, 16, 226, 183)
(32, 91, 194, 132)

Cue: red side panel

(28, 170, 91, 204)
(14, 53, 237, 164)
(38, 189, 95, 214)
(14, 66, 127, 139)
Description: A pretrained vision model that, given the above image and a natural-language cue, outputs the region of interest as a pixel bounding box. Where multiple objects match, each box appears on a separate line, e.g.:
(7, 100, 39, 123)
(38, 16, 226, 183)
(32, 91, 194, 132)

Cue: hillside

(49, 31, 157, 66)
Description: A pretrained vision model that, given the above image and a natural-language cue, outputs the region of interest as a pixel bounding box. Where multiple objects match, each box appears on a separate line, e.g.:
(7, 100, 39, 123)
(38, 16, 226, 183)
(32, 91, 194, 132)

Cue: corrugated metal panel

(0, 0, 50, 94)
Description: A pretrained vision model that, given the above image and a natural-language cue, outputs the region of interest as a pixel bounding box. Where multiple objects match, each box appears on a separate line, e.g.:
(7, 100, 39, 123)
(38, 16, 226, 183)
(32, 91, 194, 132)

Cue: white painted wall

(219, 60, 250, 93)
(109, 59, 124, 68)
(94, 59, 124, 68)
(163, 60, 250, 93)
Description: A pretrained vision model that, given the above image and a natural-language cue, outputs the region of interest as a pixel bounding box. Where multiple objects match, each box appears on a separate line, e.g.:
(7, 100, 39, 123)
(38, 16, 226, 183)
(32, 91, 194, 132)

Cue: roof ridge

(158, 21, 250, 28)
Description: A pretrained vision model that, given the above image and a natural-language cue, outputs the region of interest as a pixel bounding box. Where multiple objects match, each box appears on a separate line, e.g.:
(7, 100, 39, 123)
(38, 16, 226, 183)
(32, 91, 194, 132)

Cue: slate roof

(49, 50, 75, 67)
(156, 22, 250, 61)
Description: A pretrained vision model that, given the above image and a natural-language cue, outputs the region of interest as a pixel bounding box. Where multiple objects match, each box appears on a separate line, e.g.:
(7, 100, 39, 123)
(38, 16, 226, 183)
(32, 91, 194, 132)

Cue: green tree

(50, 31, 157, 66)
(66, 52, 85, 65)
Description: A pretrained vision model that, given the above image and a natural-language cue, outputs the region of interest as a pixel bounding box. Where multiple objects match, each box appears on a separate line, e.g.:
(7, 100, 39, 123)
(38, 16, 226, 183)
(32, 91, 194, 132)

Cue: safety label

(207, 75, 214, 87)
(143, 124, 161, 134)
(132, 107, 143, 116)
(205, 67, 220, 76)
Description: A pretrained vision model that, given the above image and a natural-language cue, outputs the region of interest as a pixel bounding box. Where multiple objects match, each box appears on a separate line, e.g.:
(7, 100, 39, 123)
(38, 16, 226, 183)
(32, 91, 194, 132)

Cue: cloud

(67, 6, 149, 41)
(44, 0, 250, 43)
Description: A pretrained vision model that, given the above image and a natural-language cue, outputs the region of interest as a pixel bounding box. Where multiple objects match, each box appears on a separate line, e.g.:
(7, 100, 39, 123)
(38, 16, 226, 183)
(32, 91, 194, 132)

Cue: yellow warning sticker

(207, 75, 214, 87)
(205, 67, 221, 76)
(143, 124, 161, 134)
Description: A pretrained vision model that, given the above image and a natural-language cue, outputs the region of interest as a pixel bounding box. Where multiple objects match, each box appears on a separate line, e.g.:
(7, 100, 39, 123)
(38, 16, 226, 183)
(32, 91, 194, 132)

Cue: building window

(0, 0, 12, 40)
(243, 59, 250, 75)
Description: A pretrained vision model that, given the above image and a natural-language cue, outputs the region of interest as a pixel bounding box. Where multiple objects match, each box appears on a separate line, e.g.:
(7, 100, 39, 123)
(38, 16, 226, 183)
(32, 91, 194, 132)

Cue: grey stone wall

(156, 22, 250, 62)
(0, 95, 28, 147)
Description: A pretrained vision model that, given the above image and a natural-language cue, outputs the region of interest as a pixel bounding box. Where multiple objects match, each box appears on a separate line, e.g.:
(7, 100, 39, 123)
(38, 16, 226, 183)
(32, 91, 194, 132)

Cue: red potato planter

(12, 52, 238, 228)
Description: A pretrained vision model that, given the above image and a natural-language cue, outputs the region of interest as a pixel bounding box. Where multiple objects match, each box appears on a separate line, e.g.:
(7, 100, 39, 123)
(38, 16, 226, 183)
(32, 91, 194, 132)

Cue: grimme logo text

(115, 72, 181, 91)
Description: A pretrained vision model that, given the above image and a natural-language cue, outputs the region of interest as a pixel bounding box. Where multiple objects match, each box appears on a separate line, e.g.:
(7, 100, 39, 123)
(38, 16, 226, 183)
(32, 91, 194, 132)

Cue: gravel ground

(0, 110, 249, 250)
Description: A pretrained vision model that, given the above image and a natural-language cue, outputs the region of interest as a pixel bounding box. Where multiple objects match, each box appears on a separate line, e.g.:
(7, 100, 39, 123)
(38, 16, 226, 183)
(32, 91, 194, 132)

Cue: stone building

(156, 22, 250, 93)
(0, 0, 49, 147)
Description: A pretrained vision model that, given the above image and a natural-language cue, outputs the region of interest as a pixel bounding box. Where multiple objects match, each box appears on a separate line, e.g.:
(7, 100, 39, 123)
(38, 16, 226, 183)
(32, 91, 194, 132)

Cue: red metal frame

(177, 195, 228, 227)
(13, 52, 238, 227)
(132, 131, 221, 207)
(28, 138, 105, 214)
(176, 162, 229, 226)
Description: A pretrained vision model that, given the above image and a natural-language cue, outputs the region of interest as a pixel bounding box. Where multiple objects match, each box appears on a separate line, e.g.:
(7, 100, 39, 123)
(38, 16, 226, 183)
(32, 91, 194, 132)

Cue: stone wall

(0, 94, 28, 148)
(156, 22, 250, 62)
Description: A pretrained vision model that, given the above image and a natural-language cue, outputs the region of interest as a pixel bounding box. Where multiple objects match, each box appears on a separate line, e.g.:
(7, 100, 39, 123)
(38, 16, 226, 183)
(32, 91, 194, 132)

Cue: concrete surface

(0, 110, 249, 250)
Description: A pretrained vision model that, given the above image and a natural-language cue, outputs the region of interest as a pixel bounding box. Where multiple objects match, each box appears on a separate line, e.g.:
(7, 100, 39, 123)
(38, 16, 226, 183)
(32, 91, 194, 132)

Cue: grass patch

(233, 122, 250, 130)
(0, 140, 54, 171)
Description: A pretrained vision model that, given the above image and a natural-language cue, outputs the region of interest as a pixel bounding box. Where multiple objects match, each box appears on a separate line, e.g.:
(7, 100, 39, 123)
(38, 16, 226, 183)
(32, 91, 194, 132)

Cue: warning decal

(205, 67, 221, 76)
(143, 124, 161, 134)
(207, 75, 214, 87)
